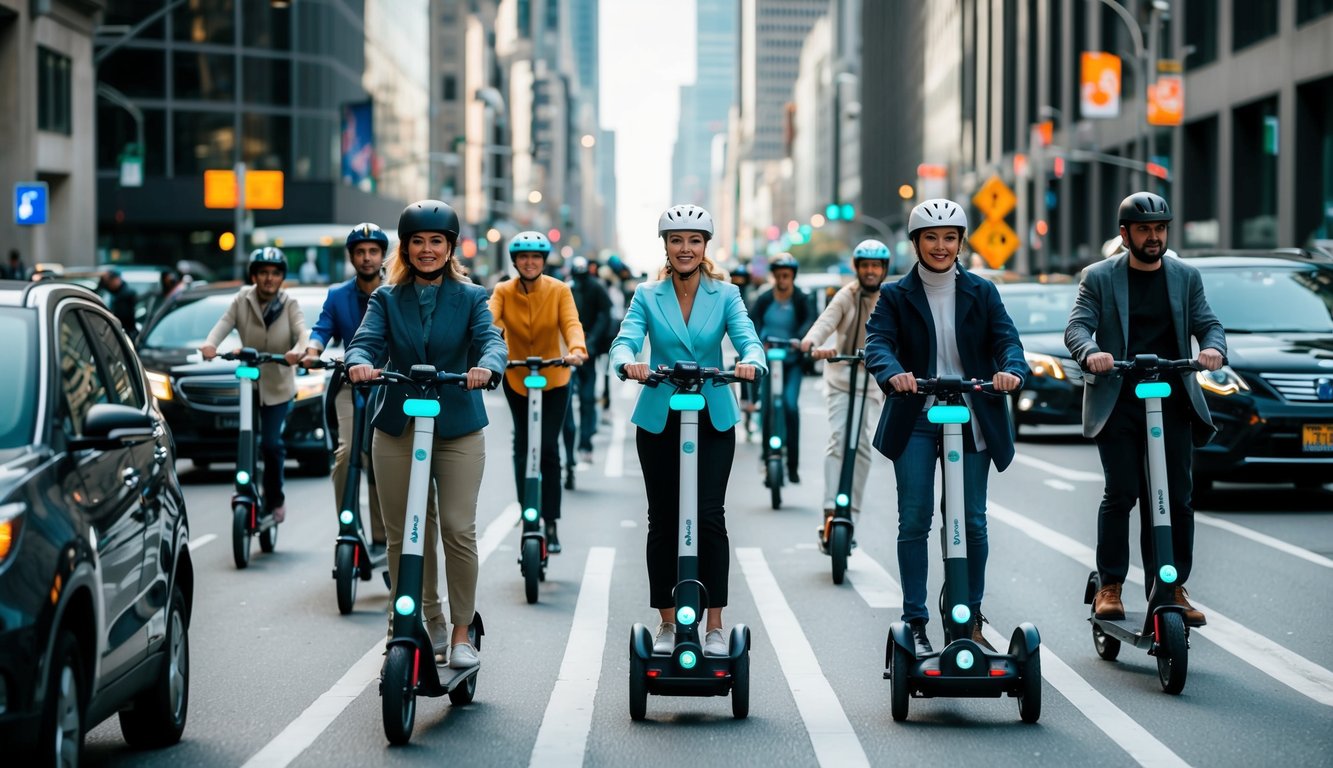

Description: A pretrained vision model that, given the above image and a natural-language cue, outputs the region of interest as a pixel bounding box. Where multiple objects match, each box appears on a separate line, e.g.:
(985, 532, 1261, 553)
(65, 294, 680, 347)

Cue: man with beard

(800, 239, 891, 535)
(1066, 192, 1226, 627)
(302, 223, 391, 551)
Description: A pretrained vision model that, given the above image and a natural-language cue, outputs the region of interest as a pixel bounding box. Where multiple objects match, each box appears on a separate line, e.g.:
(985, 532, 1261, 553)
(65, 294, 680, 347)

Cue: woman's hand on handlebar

(623, 362, 650, 382)
(992, 371, 1021, 392)
(889, 372, 918, 394)
(299, 349, 322, 368)
(283, 349, 301, 366)
(199, 344, 217, 361)
(347, 364, 379, 383)
(466, 367, 494, 389)
(734, 363, 758, 381)
(810, 347, 836, 361)
(564, 352, 587, 367)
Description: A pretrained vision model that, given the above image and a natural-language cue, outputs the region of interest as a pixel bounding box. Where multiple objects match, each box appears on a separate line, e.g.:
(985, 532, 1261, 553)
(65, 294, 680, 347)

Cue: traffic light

(825, 203, 855, 221)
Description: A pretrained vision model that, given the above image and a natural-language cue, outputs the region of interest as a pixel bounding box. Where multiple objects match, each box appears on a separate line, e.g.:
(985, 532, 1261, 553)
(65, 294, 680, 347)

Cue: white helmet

(658, 204, 714, 239)
(907, 198, 969, 236)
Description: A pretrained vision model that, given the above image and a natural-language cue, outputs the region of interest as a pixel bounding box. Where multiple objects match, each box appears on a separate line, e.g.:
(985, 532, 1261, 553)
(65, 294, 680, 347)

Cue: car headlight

(1024, 351, 1066, 380)
(295, 370, 329, 401)
(1197, 365, 1250, 396)
(0, 502, 24, 567)
(146, 370, 173, 401)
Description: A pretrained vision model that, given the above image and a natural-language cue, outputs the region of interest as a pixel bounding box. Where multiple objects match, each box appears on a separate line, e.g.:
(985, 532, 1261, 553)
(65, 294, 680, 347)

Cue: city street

(82, 378, 1333, 767)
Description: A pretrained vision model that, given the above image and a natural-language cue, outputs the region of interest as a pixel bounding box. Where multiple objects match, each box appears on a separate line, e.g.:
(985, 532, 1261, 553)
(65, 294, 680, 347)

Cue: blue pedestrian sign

(15, 182, 48, 225)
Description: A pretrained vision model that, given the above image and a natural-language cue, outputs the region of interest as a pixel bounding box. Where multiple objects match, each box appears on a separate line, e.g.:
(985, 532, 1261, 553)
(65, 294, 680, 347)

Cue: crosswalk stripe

(529, 547, 616, 768)
(987, 502, 1333, 707)
(1196, 512, 1333, 569)
(845, 551, 902, 609)
(736, 547, 870, 768)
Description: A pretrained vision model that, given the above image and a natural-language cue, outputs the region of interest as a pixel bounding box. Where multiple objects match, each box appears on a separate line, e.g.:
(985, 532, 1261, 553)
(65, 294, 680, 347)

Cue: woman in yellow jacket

(489, 231, 587, 552)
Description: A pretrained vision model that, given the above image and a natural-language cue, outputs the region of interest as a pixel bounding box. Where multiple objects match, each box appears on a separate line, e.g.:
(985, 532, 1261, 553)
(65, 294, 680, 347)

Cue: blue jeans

(259, 401, 291, 508)
(562, 359, 600, 454)
(893, 412, 991, 624)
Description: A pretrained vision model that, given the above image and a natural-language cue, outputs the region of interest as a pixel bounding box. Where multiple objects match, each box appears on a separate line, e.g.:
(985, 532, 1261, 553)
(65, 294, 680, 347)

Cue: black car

(0, 280, 193, 764)
(135, 282, 335, 475)
(995, 280, 1083, 436)
(1182, 250, 1333, 490)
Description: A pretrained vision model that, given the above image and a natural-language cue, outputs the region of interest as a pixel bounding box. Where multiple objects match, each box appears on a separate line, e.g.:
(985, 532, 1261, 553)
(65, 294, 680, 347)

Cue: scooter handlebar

(763, 336, 803, 349)
(641, 363, 748, 388)
(1109, 355, 1204, 374)
(890, 376, 998, 398)
(367, 368, 499, 391)
(825, 348, 866, 364)
(505, 356, 570, 370)
(218, 348, 290, 365)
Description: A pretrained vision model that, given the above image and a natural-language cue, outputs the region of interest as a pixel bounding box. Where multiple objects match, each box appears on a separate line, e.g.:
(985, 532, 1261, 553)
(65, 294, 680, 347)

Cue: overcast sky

(599, 1, 697, 271)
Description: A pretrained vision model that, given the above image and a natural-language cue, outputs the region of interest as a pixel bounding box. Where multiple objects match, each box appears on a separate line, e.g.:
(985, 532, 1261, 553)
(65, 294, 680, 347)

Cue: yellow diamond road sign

(973, 176, 1016, 220)
(970, 218, 1020, 269)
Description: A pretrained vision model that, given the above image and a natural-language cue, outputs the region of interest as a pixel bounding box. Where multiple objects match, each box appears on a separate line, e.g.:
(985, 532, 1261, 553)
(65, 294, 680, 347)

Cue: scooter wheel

(830, 525, 850, 585)
(335, 543, 358, 615)
(521, 538, 541, 604)
(231, 504, 251, 569)
(890, 643, 910, 721)
(1092, 623, 1121, 661)
(629, 649, 647, 721)
(448, 669, 477, 706)
(1018, 647, 1041, 723)
(766, 459, 783, 509)
(1156, 612, 1189, 695)
(731, 650, 750, 719)
(259, 519, 278, 553)
(381, 645, 417, 745)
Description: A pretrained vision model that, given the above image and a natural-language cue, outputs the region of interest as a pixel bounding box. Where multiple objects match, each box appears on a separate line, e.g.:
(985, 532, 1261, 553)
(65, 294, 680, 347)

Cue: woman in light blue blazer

(610, 204, 766, 657)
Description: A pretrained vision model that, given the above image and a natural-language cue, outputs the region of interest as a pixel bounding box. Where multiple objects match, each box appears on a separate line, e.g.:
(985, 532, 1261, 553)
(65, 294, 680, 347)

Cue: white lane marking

(1012, 452, 1103, 482)
(1196, 513, 1333, 569)
(846, 551, 902, 610)
(736, 548, 870, 768)
(1043, 478, 1077, 492)
(241, 503, 516, 768)
(189, 533, 216, 551)
(979, 625, 1188, 768)
(529, 548, 615, 768)
(988, 502, 1333, 707)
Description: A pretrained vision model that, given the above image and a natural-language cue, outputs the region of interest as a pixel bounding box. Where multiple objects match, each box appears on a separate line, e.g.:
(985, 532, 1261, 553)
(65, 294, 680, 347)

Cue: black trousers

(1094, 394, 1195, 598)
(636, 411, 736, 609)
(503, 381, 570, 522)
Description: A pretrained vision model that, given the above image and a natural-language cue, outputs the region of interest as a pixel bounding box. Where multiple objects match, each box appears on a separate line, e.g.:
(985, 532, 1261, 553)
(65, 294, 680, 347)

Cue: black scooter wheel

(259, 519, 278, 553)
(448, 669, 477, 706)
(1018, 647, 1042, 723)
(1156, 612, 1188, 695)
(522, 538, 541, 604)
(890, 643, 910, 721)
(335, 543, 358, 615)
(731, 650, 750, 719)
(629, 649, 647, 721)
(231, 504, 251, 569)
(767, 458, 783, 509)
(1092, 623, 1121, 661)
(382, 645, 417, 745)
(830, 525, 850, 585)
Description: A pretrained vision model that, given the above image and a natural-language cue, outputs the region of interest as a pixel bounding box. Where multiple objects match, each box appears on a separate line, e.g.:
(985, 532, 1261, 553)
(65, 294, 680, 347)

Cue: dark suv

(135, 282, 335, 475)
(0, 280, 193, 764)
(1182, 250, 1333, 490)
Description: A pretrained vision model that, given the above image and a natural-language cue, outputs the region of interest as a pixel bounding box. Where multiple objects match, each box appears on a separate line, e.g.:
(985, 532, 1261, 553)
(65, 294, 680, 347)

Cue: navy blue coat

(345, 278, 507, 439)
(864, 265, 1028, 471)
(309, 277, 371, 351)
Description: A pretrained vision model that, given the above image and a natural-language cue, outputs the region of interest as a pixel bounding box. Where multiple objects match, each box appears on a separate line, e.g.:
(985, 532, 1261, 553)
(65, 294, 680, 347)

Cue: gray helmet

(248, 247, 287, 278)
(769, 253, 799, 274)
(908, 198, 968, 235)
(1117, 192, 1172, 225)
(658, 204, 714, 238)
(852, 239, 891, 262)
(398, 199, 460, 240)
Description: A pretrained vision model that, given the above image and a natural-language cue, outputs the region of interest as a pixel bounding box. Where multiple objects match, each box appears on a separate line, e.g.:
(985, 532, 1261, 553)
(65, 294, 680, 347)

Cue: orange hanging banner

(1147, 75, 1184, 126)
(1080, 52, 1122, 119)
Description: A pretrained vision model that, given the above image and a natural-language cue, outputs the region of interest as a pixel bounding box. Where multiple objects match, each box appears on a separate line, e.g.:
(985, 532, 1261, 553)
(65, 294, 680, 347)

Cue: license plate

(1302, 424, 1333, 453)
(216, 415, 240, 429)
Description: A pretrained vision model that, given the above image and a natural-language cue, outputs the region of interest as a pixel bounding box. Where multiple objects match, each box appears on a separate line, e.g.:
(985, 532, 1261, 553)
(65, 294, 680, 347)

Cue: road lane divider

(529, 547, 616, 768)
(736, 548, 870, 768)
(188, 533, 216, 551)
(987, 502, 1333, 707)
(1012, 452, 1103, 482)
(845, 551, 902, 610)
(241, 502, 518, 768)
(1196, 513, 1333, 569)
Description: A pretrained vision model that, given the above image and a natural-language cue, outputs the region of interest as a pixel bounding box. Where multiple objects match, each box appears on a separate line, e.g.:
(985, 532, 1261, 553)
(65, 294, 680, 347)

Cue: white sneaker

(448, 642, 480, 669)
(652, 622, 676, 654)
(704, 628, 728, 656)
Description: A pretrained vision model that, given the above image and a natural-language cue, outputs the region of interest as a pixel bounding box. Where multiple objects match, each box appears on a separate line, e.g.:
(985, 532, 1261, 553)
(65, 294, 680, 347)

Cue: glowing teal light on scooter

(927, 405, 971, 424)
(235, 470, 251, 485)
(951, 604, 971, 624)
(769, 435, 782, 450)
(523, 507, 540, 522)
(1159, 564, 1178, 584)
(1135, 381, 1173, 399)
(394, 595, 415, 616)
(235, 365, 260, 380)
(524, 375, 548, 389)
(402, 398, 441, 418)
(767, 348, 788, 362)
(669, 393, 705, 411)
(678, 650, 698, 669)
(339, 510, 354, 525)
(956, 649, 975, 670)
(835, 493, 850, 508)
(676, 606, 697, 626)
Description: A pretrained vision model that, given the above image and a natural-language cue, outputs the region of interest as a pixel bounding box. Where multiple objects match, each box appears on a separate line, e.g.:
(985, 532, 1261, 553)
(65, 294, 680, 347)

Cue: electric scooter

(373, 365, 493, 746)
(884, 376, 1042, 723)
(761, 337, 800, 509)
(308, 358, 391, 614)
(506, 355, 571, 604)
(818, 349, 868, 585)
(628, 362, 752, 721)
(218, 348, 289, 569)
(1082, 354, 1202, 696)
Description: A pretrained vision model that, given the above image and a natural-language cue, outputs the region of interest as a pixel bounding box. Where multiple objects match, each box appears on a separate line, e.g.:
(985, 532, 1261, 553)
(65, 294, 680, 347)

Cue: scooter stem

(941, 419, 971, 636)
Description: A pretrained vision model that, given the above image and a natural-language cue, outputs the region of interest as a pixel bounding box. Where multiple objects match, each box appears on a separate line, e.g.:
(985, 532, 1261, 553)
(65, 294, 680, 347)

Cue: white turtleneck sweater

(918, 263, 986, 452)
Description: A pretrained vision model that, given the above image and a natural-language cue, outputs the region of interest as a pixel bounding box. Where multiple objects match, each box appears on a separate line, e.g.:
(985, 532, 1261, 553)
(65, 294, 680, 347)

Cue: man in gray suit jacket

(1065, 192, 1226, 627)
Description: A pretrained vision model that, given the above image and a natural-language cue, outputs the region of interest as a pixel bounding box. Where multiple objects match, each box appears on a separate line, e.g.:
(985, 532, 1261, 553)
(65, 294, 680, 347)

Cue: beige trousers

(333, 387, 385, 543)
(372, 427, 485, 627)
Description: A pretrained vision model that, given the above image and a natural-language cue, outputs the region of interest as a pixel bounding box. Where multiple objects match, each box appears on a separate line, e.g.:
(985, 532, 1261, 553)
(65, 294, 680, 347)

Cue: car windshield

(141, 289, 331, 352)
(999, 285, 1078, 334)
(1198, 266, 1333, 333)
(0, 309, 38, 450)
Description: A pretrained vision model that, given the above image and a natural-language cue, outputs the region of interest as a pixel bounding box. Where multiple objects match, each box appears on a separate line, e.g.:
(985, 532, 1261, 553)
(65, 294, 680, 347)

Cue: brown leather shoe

(1174, 586, 1207, 626)
(971, 614, 996, 652)
(1094, 583, 1126, 620)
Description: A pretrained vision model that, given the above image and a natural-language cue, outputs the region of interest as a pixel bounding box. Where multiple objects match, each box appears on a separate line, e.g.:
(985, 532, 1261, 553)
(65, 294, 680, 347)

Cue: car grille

(178, 376, 240, 407)
(1259, 372, 1333, 403)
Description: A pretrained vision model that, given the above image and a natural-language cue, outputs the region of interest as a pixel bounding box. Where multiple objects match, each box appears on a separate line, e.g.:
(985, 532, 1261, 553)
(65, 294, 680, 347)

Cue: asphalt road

(83, 379, 1333, 767)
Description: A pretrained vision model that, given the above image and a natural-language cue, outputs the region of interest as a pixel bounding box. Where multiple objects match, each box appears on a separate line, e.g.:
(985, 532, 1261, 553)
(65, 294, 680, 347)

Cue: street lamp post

(1092, 0, 1170, 190)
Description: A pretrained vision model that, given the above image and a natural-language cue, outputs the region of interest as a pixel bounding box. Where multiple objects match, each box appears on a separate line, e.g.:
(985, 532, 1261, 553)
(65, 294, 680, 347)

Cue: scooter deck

(642, 650, 740, 697)
(887, 646, 1026, 698)
(1090, 611, 1170, 651)
(418, 661, 480, 697)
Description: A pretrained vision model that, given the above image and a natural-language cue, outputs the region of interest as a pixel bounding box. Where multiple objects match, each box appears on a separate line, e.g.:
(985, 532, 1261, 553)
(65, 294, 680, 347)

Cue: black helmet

(248, 247, 287, 278)
(346, 222, 389, 252)
(398, 200, 460, 240)
(1118, 192, 1172, 225)
(770, 253, 799, 274)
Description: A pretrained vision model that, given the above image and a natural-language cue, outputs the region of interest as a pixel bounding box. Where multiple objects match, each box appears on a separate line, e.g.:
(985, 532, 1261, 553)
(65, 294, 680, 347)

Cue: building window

(1233, 0, 1278, 52)
(38, 47, 72, 135)
(443, 74, 457, 101)
(1298, 0, 1333, 24)
(1232, 96, 1280, 248)
(1184, 0, 1217, 69)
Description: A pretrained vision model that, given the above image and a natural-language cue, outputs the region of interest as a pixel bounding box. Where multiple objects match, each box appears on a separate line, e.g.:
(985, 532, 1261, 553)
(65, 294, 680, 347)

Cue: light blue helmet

(509, 231, 553, 260)
(852, 239, 890, 262)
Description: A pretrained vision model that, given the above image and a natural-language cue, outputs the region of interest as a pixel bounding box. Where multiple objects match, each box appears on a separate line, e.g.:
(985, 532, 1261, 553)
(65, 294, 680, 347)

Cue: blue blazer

(309, 278, 371, 351)
(610, 277, 767, 434)
(345, 279, 507, 439)
(864, 265, 1029, 471)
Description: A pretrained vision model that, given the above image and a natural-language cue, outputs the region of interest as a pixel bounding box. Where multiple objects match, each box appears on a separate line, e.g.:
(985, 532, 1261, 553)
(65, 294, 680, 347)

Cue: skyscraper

(671, 0, 738, 209)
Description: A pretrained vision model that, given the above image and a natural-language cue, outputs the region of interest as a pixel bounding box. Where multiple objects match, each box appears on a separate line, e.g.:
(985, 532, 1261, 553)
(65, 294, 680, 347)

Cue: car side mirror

(69, 403, 156, 451)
